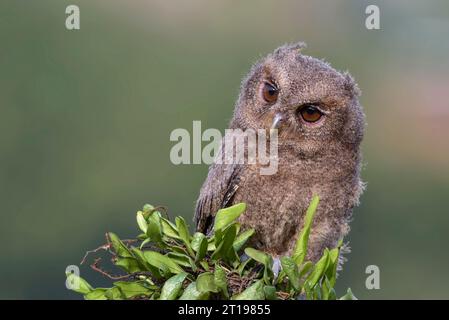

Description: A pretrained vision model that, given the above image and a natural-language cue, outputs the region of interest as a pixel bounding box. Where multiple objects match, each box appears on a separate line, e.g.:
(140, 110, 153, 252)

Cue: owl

(194, 43, 365, 264)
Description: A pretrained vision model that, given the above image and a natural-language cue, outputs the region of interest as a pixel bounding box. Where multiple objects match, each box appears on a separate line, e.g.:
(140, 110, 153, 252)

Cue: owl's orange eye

(261, 82, 279, 103)
(299, 104, 323, 123)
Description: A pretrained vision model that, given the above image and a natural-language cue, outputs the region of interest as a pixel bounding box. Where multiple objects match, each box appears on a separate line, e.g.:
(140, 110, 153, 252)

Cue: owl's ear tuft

(343, 72, 361, 97)
(274, 42, 307, 56)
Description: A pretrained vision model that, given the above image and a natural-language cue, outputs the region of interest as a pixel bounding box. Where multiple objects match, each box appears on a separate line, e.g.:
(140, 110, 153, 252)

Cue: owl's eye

(299, 104, 323, 123)
(261, 82, 279, 103)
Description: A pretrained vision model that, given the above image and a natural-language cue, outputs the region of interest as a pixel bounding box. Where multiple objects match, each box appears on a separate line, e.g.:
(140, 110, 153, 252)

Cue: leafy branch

(66, 196, 356, 300)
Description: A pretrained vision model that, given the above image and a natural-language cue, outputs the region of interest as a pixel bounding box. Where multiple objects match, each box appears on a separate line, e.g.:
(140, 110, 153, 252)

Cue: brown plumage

(195, 43, 365, 264)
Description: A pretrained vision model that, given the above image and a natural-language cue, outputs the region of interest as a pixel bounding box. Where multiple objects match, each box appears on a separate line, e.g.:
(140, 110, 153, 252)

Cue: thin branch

(80, 233, 139, 265)
(80, 243, 110, 265)
(90, 258, 154, 281)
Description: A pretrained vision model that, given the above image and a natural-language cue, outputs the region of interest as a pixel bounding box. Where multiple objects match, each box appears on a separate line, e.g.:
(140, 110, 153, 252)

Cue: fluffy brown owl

(195, 43, 365, 264)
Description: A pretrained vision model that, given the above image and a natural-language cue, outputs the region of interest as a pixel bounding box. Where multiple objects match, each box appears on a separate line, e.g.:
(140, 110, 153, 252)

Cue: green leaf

(142, 203, 155, 215)
(66, 273, 92, 294)
(139, 238, 151, 250)
(233, 228, 255, 252)
(328, 288, 337, 300)
(131, 248, 163, 278)
(191, 232, 208, 262)
(313, 284, 321, 300)
(321, 277, 332, 300)
(298, 261, 314, 279)
(207, 240, 216, 252)
(213, 229, 223, 249)
(199, 260, 210, 272)
(137, 233, 147, 240)
(306, 249, 330, 288)
(214, 264, 229, 298)
(115, 257, 142, 273)
(340, 288, 358, 300)
(278, 260, 313, 289)
(136, 211, 148, 233)
(142, 204, 162, 219)
(196, 239, 208, 262)
(326, 242, 341, 287)
(161, 218, 180, 239)
(237, 257, 253, 276)
(231, 279, 264, 300)
(280, 256, 301, 291)
(143, 251, 184, 274)
(303, 282, 312, 300)
(108, 232, 133, 258)
(146, 213, 163, 244)
(196, 272, 218, 293)
(114, 281, 152, 299)
(170, 245, 189, 256)
(292, 195, 319, 265)
(176, 216, 194, 256)
(84, 288, 108, 300)
(214, 203, 246, 231)
(263, 285, 278, 300)
(167, 252, 196, 270)
(159, 273, 187, 300)
(191, 232, 206, 252)
(105, 286, 124, 300)
(179, 282, 210, 300)
(211, 224, 237, 261)
(244, 248, 270, 265)
(228, 248, 240, 267)
(244, 248, 273, 284)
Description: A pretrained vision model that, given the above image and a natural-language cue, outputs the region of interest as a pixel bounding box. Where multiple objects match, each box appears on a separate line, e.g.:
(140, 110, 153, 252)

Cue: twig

(80, 243, 110, 265)
(90, 258, 155, 282)
(90, 258, 131, 280)
(81, 233, 140, 265)
(152, 206, 170, 220)
(276, 291, 290, 300)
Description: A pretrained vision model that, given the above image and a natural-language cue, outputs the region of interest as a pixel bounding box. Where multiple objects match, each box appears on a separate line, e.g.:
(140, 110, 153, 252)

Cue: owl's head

(231, 43, 365, 157)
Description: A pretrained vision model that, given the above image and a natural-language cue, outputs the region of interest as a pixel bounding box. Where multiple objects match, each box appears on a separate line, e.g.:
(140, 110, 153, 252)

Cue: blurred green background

(1, 0, 448, 299)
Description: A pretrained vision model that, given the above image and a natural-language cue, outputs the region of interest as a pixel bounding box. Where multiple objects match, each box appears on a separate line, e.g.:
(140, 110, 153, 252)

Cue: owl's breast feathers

(194, 149, 362, 259)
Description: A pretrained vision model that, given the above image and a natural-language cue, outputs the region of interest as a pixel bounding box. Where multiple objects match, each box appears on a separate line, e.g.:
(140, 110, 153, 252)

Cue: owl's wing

(194, 162, 242, 234)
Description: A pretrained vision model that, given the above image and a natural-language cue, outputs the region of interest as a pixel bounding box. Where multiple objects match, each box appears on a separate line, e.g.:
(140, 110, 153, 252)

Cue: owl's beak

(271, 113, 284, 130)
(270, 113, 284, 137)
